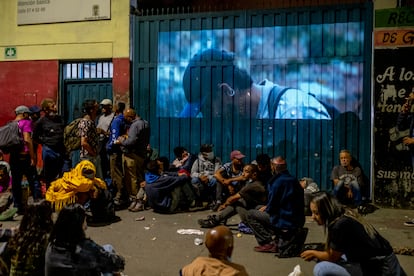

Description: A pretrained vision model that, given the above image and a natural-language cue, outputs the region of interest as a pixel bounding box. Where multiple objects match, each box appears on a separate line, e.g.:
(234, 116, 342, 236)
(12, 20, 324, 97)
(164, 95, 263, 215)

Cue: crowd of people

(0, 98, 406, 275)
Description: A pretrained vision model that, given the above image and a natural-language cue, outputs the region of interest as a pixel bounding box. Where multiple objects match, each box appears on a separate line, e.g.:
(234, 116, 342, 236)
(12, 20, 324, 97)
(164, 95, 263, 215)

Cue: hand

(346, 187, 353, 199)
(403, 137, 414, 146)
(228, 185, 235, 195)
(140, 181, 146, 188)
(258, 205, 266, 212)
(300, 250, 317, 261)
(199, 175, 208, 183)
(217, 204, 227, 211)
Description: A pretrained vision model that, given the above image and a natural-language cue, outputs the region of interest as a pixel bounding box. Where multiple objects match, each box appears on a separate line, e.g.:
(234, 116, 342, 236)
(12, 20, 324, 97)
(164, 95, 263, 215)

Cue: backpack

(63, 118, 82, 154)
(0, 121, 23, 154)
(268, 85, 340, 119)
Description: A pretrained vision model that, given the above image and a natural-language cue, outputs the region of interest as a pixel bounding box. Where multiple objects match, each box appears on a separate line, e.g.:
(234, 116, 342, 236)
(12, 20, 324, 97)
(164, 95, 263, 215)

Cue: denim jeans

(42, 145, 64, 188)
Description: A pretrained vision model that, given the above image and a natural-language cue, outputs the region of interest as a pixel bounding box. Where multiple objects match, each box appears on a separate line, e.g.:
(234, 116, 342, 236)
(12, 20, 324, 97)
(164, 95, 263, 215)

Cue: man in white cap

(10, 105, 36, 214)
(96, 99, 115, 181)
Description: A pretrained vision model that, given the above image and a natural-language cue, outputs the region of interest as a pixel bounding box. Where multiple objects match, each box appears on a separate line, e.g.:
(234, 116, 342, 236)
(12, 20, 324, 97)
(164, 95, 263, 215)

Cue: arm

(214, 167, 226, 184)
(218, 193, 242, 211)
(86, 240, 125, 273)
(23, 131, 36, 166)
(301, 248, 343, 263)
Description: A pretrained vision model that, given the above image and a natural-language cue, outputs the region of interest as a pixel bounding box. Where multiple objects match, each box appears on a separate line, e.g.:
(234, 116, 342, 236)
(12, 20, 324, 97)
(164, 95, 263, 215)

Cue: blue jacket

(266, 170, 304, 229)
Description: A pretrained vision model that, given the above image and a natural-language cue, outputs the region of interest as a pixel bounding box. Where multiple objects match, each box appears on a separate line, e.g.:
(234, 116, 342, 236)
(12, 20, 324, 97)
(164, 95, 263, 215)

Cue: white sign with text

(17, 0, 111, 25)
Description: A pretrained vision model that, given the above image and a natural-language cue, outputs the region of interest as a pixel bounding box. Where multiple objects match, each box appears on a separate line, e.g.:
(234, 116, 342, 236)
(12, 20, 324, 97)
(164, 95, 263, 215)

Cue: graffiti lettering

(377, 102, 404, 112)
(399, 67, 414, 81)
(376, 66, 396, 83)
(376, 170, 414, 179)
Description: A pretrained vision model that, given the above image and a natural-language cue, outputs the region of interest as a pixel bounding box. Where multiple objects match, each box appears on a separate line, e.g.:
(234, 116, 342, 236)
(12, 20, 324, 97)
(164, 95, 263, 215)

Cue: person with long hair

(301, 192, 406, 276)
(5, 200, 53, 275)
(45, 203, 125, 275)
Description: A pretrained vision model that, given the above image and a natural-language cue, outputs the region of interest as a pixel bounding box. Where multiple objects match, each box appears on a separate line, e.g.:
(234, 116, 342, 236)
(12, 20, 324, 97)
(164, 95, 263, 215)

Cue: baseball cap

(100, 99, 112, 106)
(15, 105, 31, 115)
(230, 150, 246, 160)
(29, 105, 41, 114)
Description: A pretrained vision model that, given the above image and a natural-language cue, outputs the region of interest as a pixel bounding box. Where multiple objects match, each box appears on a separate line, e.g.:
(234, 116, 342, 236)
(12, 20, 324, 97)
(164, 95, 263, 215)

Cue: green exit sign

(4, 47, 17, 59)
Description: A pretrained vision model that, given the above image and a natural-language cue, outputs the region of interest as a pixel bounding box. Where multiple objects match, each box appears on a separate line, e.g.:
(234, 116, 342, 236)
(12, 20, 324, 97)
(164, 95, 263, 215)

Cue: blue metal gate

(132, 3, 373, 192)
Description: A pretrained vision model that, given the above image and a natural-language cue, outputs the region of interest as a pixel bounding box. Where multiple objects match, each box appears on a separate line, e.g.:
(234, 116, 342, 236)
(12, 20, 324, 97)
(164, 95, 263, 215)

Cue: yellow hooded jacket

(46, 160, 107, 211)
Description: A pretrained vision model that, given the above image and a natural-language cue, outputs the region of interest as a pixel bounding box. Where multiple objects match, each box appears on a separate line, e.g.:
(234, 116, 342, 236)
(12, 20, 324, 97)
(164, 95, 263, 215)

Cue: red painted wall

(113, 58, 130, 105)
(0, 60, 59, 125)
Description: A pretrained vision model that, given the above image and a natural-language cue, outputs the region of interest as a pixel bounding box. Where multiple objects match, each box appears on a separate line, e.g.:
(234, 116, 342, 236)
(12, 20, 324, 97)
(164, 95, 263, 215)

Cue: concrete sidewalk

(3, 205, 414, 275)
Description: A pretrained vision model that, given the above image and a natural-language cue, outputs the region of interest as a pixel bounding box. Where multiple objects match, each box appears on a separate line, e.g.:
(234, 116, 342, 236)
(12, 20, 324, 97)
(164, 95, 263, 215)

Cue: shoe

(210, 201, 221, 212)
(128, 201, 137, 211)
(404, 220, 414, 226)
(198, 215, 220, 228)
(130, 202, 144, 212)
(254, 242, 277, 253)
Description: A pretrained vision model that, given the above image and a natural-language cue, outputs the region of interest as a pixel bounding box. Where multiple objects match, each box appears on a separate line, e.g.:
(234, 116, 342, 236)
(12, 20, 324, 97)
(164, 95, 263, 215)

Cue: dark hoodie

(145, 171, 189, 213)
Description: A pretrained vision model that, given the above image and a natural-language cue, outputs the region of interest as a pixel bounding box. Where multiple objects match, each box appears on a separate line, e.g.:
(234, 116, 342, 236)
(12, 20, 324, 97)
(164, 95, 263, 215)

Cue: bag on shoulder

(63, 118, 82, 154)
(0, 121, 23, 154)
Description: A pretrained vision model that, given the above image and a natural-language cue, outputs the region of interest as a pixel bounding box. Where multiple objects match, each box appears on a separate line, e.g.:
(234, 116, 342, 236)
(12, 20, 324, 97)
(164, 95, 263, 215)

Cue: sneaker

(198, 215, 220, 228)
(128, 201, 137, 211)
(210, 201, 221, 212)
(130, 202, 144, 212)
(254, 242, 278, 253)
(404, 220, 414, 226)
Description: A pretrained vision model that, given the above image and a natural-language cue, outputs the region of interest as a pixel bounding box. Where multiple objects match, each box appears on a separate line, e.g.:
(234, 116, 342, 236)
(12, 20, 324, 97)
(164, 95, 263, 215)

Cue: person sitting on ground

(245, 156, 305, 254)
(212, 150, 247, 211)
(171, 146, 197, 173)
(45, 203, 125, 275)
(301, 192, 406, 276)
(331, 149, 363, 207)
(4, 200, 53, 276)
(0, 155, 13, 214)
(129, 156, 172, 212)
(145, 160, 196, 213)
(190, 144, 221, 206)
(252, 153, 273, 185)
(45, 160, 117, 226)
(198, 164, 267, 228)
(181, 225, 248, 276)
(300, 177, 320, 216)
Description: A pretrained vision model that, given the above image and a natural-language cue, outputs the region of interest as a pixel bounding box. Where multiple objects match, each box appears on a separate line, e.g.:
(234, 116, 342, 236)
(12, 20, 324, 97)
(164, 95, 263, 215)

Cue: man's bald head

(123, 108, 137, 123)
(205, 225, 234, 260)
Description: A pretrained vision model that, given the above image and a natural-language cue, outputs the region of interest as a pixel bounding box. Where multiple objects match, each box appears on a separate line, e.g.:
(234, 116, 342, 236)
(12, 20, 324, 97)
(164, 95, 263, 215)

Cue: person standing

(115, 108, 150, 209)
(78, 99, 101, 177)
(301, 192, 406, 276)
(32, 98, 66, 189)
(106, 102, 127, 207)
(10, 105, 36, 214)
(245, 156, 305, 253)
(96, 99, 115, 181)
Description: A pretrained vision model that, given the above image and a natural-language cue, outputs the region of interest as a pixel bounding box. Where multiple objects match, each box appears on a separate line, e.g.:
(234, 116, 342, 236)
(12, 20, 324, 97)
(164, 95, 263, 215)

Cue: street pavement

(3, 205, 414, 275)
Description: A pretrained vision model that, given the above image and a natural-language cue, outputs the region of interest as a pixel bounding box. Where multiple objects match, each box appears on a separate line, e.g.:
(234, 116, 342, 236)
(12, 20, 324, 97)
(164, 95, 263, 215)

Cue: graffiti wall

(374, 8, 414, 208)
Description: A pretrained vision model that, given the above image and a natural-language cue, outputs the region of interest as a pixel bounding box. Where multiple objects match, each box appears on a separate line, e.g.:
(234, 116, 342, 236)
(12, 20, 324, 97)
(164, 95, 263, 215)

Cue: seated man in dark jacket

(245, 156, 305, 255)
(145, 160, 196, 213)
